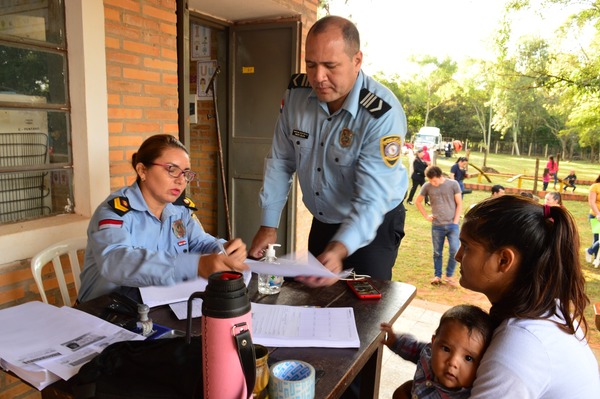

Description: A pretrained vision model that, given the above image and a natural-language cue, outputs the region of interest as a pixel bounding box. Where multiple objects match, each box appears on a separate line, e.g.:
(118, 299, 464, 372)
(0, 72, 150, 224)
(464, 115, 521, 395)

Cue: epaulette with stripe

(108, 196, 131, 216)
(288, 73, 311, 89)
(359, 88, 391, 119)
(174, 195, 198, 211)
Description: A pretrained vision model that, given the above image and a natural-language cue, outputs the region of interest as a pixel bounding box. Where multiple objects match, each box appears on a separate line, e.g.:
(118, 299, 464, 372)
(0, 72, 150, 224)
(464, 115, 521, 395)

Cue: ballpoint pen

(215, 239, 228, 256)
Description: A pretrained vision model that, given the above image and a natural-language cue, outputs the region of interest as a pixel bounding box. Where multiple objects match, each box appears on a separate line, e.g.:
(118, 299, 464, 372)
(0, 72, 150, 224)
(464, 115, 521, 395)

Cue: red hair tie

(543, 204, 552, 219)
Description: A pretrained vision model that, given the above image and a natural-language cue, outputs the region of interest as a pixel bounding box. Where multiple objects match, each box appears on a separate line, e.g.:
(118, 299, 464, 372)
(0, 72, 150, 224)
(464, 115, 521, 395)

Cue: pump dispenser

(258, 244, 283, 295)
(264, 243, 280, 262)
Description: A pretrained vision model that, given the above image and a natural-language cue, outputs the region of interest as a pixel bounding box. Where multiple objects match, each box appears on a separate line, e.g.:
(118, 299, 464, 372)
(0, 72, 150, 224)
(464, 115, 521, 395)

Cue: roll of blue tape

(268, 360, 315, 399)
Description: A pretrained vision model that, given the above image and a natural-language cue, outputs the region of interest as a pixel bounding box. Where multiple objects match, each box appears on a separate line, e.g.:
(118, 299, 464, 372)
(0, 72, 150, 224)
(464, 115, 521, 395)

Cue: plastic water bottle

(258, 243, 283, 295)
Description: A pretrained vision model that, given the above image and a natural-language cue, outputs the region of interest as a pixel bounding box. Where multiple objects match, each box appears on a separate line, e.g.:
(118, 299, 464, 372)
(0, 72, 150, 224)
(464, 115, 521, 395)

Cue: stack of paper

(0, 301, 143, 390)
(251, 303, 360, 348)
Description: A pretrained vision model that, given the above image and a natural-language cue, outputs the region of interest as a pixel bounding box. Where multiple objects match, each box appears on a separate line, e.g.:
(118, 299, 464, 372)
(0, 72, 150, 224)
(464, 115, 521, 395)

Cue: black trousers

(407, 177, 425, 202)
(307, 202, 406, 280)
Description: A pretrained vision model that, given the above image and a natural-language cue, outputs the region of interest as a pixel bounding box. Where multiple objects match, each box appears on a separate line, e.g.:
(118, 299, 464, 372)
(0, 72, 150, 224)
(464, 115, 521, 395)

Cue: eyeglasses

(150, 163, 196, 182)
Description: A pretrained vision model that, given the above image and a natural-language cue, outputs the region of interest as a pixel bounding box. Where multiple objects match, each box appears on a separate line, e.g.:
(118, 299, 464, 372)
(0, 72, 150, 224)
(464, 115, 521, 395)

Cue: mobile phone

(346, 279, 382, 299)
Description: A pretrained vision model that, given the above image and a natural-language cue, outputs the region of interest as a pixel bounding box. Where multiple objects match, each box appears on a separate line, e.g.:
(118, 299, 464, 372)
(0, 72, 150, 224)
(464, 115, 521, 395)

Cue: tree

(410, 56, 459, 126)
(458, 60, 496, 165)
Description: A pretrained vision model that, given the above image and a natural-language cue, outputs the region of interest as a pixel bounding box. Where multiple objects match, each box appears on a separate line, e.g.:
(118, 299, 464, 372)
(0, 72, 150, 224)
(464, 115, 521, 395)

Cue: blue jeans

(588, 214, 599, 256)
(457, 180, 465, 197)
(432, 223, 459, 278)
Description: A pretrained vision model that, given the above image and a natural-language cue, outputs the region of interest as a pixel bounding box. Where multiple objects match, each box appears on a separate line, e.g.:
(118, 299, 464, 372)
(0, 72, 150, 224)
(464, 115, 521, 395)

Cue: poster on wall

(189, 97, 197, 124)
(191, 24, 210, 60)
(197, 60, 218, 99)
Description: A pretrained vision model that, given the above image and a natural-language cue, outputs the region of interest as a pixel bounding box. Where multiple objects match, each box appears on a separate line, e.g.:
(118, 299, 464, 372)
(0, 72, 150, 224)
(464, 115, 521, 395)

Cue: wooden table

(43, 277, 416, 399)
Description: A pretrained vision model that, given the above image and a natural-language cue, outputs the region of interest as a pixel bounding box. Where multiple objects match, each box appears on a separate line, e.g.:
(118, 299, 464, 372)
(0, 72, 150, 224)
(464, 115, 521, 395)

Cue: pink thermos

(187, 272, 255, 399)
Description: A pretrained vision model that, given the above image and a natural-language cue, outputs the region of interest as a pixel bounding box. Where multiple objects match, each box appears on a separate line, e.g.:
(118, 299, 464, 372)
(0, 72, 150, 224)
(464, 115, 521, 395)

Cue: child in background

(542, 167, 551, 191)
(380, 304, 493, 399)
(563, 170, 577, 192)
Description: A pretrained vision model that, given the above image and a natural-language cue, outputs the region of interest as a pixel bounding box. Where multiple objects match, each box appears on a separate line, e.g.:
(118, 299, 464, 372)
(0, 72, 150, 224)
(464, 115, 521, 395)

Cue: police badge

(340, 128, 353, 148)
(172, 219, 186, 238)
(380, 135, 401, 167)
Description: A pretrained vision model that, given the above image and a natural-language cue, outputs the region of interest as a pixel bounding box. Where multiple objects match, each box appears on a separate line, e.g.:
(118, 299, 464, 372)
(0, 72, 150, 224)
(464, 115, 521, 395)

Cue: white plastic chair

(31, 236, 88, 306)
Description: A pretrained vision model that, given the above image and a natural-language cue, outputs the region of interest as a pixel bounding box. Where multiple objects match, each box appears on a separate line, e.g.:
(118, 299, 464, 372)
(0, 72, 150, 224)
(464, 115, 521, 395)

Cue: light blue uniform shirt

(260, 71, 408, 256)
(78, 183, 222, 302)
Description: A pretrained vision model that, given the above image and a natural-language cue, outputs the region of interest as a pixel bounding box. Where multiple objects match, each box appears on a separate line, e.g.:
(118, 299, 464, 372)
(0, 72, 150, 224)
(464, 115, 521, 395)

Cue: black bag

(71, 336, 203, 399)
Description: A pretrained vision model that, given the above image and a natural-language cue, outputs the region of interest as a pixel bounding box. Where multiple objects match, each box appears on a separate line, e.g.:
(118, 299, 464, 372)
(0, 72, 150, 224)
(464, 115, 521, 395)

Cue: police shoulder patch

(174, 195, 198, 211)
(359, 88, 391, 119)
(288, 73, 311, 89)
(108, 196, 131, 216)
(380, 135, 402, 167)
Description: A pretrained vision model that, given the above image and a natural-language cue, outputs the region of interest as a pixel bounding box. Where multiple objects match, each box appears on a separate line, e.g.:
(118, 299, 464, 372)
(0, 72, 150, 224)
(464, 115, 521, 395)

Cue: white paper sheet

(247, 251, 353, 278)
(0, 301, 143, 390)
(169, 298, 202, 320)
(251, 303, 360, 348)
(140, 269, 252, 308)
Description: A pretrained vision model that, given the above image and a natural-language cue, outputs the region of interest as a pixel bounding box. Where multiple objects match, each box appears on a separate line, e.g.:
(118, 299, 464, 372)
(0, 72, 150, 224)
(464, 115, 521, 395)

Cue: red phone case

(346, 279, 381, 299)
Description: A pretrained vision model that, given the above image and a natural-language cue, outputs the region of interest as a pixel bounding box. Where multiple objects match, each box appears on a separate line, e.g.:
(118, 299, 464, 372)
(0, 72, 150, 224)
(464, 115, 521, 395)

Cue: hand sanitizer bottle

(258, 243, 283, 295)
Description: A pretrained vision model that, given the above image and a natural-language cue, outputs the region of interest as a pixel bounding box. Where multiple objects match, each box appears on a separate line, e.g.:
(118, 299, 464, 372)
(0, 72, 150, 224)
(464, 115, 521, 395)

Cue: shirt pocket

(293, 136, 313, 169)
(327, 145, 356, 168)
(172, 239, 190, 254)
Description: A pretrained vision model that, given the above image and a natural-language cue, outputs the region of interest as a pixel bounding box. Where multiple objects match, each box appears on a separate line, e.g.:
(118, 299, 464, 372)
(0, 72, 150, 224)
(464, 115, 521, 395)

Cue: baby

(381, 304, 493, 399)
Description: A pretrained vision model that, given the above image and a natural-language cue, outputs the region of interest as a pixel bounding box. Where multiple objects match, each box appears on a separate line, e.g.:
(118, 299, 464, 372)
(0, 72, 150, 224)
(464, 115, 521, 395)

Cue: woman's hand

(223, 238, 247, 262)
(197, 239, 248, 278)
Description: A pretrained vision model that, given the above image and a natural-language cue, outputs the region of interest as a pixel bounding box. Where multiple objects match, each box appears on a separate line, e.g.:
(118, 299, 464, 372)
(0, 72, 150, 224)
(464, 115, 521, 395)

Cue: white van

(413, 126, 442, 152)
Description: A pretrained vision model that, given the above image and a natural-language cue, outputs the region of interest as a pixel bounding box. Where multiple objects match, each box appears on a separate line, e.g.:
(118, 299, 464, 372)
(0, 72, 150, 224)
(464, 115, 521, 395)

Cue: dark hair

(462, 195, 589, 335)
(595, 174, 600, 184)
(543, 167, 550, 175)
(131, 134, 188, 184)
(456, 157, 468, 163)
(491, 184, 504, 194)
(546, 191, 562, 205)
(520, 191, 534, 199)
(308, 15, 360, 57)
(435, 305, 493, 350)
(425, 165, 443, 179)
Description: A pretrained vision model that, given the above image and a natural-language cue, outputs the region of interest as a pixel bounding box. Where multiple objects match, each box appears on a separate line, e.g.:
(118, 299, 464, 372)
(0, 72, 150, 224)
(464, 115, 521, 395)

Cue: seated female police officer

(78, 134, 248, 302)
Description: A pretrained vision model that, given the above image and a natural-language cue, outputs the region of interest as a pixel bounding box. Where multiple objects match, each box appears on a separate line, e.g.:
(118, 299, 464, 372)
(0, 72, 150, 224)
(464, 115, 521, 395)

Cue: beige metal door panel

(229, 22, 299, 253)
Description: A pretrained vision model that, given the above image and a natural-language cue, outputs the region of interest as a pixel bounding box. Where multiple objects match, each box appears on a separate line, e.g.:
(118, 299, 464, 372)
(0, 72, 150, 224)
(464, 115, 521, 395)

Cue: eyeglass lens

(166, 164, 196, 182)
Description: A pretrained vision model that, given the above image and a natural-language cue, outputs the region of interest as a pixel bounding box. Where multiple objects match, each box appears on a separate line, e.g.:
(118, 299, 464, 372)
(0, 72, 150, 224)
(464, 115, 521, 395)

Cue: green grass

(393, 151, 600, 353)
(436, 151, 599, 195)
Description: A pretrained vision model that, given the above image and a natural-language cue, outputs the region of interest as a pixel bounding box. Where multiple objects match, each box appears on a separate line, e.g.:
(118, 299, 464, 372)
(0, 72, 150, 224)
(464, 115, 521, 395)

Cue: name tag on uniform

(292, 129, 309, 139)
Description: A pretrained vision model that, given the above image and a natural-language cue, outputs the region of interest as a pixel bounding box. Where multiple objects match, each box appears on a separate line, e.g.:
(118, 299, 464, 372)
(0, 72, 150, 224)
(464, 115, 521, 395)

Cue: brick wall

(104, 0, 179, 190)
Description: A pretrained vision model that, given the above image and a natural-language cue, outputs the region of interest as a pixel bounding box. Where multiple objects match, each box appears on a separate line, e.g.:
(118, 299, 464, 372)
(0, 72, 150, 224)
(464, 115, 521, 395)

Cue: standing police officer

(249, 16, 408, 285)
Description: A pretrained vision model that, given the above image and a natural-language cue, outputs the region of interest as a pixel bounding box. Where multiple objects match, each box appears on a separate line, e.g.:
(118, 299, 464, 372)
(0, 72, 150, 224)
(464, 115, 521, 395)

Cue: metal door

(229, 22, 299, 254)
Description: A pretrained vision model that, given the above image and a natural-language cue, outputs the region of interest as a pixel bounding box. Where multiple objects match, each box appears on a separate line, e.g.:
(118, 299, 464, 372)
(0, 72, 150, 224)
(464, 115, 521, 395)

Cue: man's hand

(295, 241, 347, 288)
(249, 226, 277, 259)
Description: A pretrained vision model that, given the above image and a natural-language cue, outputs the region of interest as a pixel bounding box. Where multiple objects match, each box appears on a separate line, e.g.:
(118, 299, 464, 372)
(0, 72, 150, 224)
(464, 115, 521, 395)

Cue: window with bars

(0, 0, 73, 224)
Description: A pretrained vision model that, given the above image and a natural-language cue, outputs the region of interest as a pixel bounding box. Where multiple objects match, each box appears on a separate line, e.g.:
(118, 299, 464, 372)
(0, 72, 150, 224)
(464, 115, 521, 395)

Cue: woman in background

(546, 155, 559, 189)
(586, 174, 600, 267)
